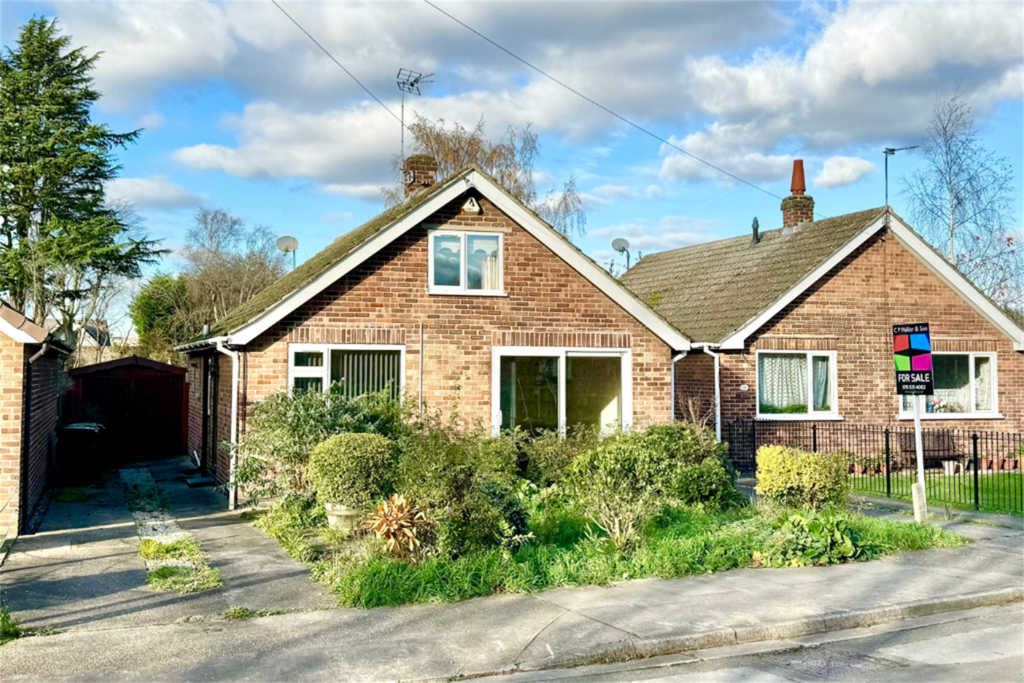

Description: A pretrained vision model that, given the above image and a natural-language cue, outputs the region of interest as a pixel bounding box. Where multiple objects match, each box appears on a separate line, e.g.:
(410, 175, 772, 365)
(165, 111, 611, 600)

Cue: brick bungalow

(178, 158, 691, 500)
(622, 161, 1024, 443)
(0, 301, 70, 538)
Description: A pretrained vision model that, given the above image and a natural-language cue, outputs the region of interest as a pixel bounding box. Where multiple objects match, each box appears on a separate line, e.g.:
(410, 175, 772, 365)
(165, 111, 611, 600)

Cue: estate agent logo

(893, 323, 934, 395)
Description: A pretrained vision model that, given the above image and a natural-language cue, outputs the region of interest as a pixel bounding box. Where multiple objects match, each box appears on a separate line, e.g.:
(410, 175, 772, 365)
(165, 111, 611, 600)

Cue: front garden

(234, 388, 966, 609)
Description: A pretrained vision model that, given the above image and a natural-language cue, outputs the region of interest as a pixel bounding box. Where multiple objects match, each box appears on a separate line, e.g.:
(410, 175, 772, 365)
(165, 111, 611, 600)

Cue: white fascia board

(469, 172, 691, 351)
(886, 215, 1024, 351)
(228, 178, 473, 346)
(228, 169, 690, 351)
(718, 215, 889, 350)
(0, 316, 41, 344)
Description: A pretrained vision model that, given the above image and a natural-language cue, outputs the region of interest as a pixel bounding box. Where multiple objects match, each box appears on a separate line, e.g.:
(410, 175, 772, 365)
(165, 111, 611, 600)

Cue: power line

(420, 0, 785, 202)
(270, 0, 402, 125)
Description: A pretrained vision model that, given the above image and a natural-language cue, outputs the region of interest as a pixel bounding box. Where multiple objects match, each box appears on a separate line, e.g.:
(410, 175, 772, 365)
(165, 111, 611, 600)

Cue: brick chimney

(781, 159, 814, 228)
(403, 154, 438, 198)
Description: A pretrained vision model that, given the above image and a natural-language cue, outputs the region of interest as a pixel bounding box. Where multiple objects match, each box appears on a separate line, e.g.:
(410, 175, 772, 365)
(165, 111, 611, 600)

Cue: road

(494, 602, 1024, 683)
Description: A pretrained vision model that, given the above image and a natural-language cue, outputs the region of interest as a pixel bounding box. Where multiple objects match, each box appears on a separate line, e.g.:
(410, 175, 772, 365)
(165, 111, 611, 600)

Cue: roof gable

(0, 300, 48, 344)
(191, 166, 691, 351)
(621, 208, 887, 344)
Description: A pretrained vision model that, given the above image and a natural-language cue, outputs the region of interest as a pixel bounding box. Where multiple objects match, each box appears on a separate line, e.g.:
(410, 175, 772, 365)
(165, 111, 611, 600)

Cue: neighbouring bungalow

(622, 161, 1023, 446)
(0, 301, 70, 538)
(177, 156, 691, 492)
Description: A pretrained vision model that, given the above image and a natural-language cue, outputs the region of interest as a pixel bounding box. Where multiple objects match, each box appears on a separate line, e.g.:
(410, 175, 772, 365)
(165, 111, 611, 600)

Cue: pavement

(1, 483, 1022, 681)
(0, 457, 333, 633)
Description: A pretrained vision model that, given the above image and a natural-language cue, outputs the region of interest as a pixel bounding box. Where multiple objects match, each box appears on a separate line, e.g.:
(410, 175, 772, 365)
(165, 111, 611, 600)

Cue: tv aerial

(397, 68, 433, 161)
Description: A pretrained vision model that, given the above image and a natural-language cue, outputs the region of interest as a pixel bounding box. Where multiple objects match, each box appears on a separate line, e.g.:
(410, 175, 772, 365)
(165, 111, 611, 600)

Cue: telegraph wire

(420, 0, 785, 202)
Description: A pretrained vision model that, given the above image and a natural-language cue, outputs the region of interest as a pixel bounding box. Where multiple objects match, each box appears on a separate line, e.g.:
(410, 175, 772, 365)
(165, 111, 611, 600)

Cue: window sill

(427, 290, 508, 297)
(756, 414, 844, 422)
(898, 413, 1005, 421)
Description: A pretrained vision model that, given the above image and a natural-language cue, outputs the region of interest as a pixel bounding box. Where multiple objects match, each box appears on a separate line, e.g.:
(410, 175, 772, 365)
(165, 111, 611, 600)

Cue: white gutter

(670, 352, 687, 422)
(699, 345, 722, 441)
(215, 341, 240, 510)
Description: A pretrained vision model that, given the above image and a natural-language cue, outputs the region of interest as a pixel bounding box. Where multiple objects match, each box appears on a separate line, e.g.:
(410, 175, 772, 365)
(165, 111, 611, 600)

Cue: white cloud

(136, 112, 166, 131)
(814, 156, 875, 189)
(592, 184, 639, 200)
(589, 215, 720, 254)
(105, 176, 201, 209)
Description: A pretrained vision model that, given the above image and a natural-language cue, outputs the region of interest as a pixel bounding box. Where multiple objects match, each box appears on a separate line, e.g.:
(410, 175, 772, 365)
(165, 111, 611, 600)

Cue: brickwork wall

(673, 352, 716, 422)
(0, 335, 25, 539)
(24, 354, 62, 518)
(215, 360, 233, 483)
(239, 192, 674, 455)
(718, 230, 1023, 431)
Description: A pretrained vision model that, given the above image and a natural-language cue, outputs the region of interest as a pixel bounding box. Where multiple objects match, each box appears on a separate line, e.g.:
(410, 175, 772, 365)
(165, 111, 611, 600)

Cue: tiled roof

(620, 207, 888, 344)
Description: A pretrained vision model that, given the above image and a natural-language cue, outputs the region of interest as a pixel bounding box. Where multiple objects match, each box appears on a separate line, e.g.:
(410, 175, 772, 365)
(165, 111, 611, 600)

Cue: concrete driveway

(0, 457, 333, 632)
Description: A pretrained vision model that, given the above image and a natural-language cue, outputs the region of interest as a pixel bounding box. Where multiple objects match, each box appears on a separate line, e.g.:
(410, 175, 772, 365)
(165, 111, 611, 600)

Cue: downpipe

(215, 341, 240, 510)
(699, 345, 722, 441)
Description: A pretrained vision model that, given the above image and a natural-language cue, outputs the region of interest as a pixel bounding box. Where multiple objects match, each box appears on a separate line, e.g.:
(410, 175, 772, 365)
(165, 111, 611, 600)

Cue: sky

(2, 0, 1022, 292)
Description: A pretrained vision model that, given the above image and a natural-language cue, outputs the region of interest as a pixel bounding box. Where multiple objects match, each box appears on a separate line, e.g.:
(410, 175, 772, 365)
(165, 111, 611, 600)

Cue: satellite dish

(276, 236, 299, 253)
(612, 238, 630, 254)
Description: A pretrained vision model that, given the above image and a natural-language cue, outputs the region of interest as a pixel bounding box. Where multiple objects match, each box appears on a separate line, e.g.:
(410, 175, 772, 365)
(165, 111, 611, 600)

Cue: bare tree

(903, 88, 1021, 305)
(382, 115, 586, 239)
(180, 208, 287, 325)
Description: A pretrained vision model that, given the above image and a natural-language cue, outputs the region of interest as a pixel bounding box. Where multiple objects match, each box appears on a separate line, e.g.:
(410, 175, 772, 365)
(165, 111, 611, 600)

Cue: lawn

(254, 499, 967, 609)
(850, 471, 1024, 515)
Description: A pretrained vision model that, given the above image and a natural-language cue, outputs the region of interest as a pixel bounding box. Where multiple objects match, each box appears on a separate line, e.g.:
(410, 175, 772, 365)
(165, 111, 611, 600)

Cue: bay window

(756, 351, 838, 419)
(288, 344, 405, 400)
(429, 230, 503, 295)
(900, 352, 998, 418)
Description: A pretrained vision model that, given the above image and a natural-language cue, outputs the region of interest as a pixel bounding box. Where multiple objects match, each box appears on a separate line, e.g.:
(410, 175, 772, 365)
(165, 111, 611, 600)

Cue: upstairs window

(429, 230, 503, 295)
(900, 352, 998, 418)
(756, 351, 838, 419)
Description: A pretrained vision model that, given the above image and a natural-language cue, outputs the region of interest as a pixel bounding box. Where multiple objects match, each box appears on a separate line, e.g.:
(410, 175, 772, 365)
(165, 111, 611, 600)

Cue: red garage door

(69, 356, 187, 465)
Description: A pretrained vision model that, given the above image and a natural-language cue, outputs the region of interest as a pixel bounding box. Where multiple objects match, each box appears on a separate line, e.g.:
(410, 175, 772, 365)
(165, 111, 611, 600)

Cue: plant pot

(1004, 459, 1018, 471)
(981, 459, 994, 471)
(852, 464, 865, 476)
(324, 503, 361, 536)
(992, 458, 1006, 471)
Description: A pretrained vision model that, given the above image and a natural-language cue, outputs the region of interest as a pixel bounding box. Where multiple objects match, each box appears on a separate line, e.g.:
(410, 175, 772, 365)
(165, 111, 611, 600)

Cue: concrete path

(0, 457, 332, 632)
(1, 511, 1020, 681)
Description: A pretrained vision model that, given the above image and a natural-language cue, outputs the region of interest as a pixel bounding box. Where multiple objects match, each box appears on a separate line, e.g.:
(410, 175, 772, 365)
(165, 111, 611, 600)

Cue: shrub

(671, 457, 744, 510)
(755, 445, 849, 509)
(523, 425, 602, 485)
(308, 433, 396, 510)
(754, 511, 878, 568)
(643, 422, 728, 469)
(233, 387, 408, 503)
(396, 411, 520, 556)
(364, 494, 427, 558)
(565, 433, 664, 552)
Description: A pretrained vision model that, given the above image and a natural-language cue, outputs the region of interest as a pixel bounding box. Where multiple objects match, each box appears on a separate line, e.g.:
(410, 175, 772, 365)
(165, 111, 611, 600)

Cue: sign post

(893, 323, 934, 520)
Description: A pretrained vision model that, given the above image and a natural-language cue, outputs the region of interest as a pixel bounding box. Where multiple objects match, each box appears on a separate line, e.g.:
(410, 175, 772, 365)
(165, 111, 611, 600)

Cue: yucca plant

(364, 494, 427, 558)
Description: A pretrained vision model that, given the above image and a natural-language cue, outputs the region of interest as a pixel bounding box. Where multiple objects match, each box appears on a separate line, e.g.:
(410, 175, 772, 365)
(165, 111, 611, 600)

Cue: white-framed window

(428, 229, 504, 295)
(755, 350, 839, 420)
(490, 346, 632, 435)
(288, 344, 405, 400)
(899, 352, 999, 419)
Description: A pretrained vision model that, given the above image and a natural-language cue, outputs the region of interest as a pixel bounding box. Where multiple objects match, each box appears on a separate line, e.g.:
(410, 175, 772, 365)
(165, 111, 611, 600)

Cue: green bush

(308, 433, 396, 510)
(755, 445, 849, 509)
(233, 387, 408, 503)
(565, 433, 664, 551)
(397, 412, 520, 556)
(671, 457, 743, 510)
(522, 425, 602, 485)
(643, 422, 728, 469)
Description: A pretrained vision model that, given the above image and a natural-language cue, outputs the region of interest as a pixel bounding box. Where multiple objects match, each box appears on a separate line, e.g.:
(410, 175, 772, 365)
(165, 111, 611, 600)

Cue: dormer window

(428, 230, 504, 295)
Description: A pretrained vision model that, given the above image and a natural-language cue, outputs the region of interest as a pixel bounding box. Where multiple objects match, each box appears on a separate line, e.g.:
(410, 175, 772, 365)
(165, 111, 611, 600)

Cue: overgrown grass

(138, 537, 206, 565)
(146, 565, 223, 594)
(221, 606, 286, 621)
(256, 499, 966, 609)
(1, 609, 22, 645)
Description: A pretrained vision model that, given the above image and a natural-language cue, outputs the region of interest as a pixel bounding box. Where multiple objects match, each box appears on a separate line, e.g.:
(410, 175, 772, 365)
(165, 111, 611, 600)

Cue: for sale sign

(893, 323, 934, 395)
